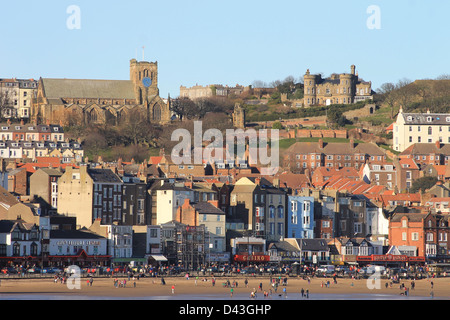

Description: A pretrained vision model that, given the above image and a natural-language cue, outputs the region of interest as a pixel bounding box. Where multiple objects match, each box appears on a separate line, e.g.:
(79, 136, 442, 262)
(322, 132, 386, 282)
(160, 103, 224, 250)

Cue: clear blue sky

(0, 0, 449, 98)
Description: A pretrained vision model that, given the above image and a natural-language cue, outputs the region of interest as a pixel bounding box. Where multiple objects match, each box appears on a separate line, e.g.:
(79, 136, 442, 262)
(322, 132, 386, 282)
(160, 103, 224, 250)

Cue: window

(291, 212, 298, 224)
(277, 206, 284, 219)
(402, 219, 408, 228)
(291, 201, 297, 212)
(303, 201, 311, 213)
(428, 126, 432, 135)
(412, 232, 419, 241)
(427, 233, 434, 241)
(402, 232, 407, 241)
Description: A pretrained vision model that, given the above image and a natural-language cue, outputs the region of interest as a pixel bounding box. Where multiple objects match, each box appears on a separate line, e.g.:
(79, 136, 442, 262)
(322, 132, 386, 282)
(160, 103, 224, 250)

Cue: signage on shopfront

(234, 254, 270, 262)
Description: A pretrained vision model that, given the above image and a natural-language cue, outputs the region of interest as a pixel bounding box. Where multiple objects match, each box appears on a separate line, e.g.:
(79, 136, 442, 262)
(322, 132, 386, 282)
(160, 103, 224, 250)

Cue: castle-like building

(31, 59, 171, 126)
(303, 65, 373, 107)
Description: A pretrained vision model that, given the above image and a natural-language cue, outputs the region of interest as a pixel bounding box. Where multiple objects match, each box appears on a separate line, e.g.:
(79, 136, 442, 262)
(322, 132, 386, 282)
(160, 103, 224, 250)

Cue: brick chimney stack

(436, 140, 441, 150)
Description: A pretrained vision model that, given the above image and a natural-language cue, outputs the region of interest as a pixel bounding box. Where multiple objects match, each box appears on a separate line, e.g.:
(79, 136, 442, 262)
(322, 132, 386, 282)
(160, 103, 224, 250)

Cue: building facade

(32, 59, 170, 126)
(287, 196, 315, 239)
(393, 109, 450, 152)
(303, 65, 372, 107)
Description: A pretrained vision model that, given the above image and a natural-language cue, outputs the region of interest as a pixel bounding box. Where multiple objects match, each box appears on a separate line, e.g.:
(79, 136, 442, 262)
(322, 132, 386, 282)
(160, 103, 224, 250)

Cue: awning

(148, 254, 168, 262)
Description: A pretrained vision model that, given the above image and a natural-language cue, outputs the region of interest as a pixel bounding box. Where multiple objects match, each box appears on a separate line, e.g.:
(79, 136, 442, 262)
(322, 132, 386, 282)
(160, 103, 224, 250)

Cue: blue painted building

(287, 196, 315, 239)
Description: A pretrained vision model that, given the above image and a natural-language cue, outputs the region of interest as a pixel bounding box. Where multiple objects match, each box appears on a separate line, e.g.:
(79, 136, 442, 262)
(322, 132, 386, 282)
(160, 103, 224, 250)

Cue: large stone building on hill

(31, 59, 171, 126)
(303, 65, 373, 107)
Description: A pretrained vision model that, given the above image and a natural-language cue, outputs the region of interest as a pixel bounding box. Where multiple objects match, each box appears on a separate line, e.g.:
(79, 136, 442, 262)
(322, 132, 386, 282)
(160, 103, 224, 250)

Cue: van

(366, 265, 386, 275)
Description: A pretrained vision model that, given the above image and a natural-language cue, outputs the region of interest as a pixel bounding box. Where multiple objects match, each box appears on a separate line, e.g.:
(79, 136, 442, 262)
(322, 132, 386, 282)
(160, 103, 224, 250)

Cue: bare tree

(379, 82, 397, 119)
(171, 97, 196, 121)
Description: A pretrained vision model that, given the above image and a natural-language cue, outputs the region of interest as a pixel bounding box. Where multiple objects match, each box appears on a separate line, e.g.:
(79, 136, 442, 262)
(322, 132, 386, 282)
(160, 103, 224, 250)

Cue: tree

(272, 121, 283, 130)
(410, 176, 438, 193)
(327, 107, 348, 128)
(171, 97, 196, 121)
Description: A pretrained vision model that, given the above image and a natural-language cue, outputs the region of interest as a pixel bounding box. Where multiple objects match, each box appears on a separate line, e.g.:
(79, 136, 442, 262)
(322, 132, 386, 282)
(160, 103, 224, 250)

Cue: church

(31, 59, 171, 126)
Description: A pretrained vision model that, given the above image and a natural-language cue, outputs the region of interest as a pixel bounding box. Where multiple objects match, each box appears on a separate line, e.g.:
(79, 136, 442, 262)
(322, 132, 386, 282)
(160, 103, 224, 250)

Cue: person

(89, 277, 93, 287)
(306, 289, 309, 299)
(259, 282, 263, 291)
(300, 288, 304, 298)
(230, 287, 234, 298)
(212, 277, 216, 287)
(244, 278, 248, 288)
(172, 285, 175, 294)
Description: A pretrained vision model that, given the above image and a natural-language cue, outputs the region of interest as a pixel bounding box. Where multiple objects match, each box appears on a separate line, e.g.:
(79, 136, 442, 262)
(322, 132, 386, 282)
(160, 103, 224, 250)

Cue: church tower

(130, 59, 159, 104)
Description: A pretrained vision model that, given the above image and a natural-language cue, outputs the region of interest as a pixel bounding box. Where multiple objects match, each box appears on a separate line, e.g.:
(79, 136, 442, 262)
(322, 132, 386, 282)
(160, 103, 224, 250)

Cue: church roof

(41, 78, 136, 100)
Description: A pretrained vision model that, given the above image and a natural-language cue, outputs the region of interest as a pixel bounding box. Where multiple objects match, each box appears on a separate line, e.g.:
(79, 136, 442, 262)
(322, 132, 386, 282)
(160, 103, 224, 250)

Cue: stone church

(31, 59, 171, 126)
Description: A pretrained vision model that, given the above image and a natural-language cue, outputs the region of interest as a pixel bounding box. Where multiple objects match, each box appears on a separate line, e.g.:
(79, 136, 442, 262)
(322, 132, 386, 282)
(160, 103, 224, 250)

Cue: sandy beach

(0, 275, 448, 300)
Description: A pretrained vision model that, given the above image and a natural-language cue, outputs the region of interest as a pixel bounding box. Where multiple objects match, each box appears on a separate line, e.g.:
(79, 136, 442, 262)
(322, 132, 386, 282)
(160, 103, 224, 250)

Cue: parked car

(335, 266, 350, 275)
(240, 267, 257, 274)
(42, 267, 62, 274)
(26, 267, 42, 274)
(317, 265, 335, 275)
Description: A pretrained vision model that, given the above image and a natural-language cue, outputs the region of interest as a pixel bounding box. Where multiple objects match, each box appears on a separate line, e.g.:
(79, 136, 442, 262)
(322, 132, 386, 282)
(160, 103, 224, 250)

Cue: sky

(0, 0, 449, 98)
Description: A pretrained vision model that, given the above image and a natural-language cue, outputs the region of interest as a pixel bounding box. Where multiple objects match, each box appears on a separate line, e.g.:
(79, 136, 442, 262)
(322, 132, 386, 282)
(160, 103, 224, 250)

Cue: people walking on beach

(230, 288, 234, 298)
(300, 288, 304, 298)
(306, 289, 309, 299)
(244, 278, 248, 287)
(172, 285, 175, 294)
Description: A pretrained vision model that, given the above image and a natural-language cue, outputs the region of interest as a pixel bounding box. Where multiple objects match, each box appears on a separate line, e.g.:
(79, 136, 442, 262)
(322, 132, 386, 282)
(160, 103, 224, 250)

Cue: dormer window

(427, 116, 432, 122)
(15, 126, 21, 130)
(446, 117, 450, 122)
(407, 116, 412, 121)
(2, 127, 8, 130)
(54, 127, 59, 132)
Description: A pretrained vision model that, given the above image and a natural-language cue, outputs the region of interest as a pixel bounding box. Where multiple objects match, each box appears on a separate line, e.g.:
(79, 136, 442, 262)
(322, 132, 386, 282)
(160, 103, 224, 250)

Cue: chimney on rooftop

(319, 139, 324, 149)
(350, 139, 355, 148)
(436, 140, 441, 150)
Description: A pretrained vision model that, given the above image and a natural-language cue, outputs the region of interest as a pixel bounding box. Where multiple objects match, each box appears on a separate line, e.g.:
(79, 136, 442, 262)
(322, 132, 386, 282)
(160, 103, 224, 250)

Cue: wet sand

(0, 276, 448, 299)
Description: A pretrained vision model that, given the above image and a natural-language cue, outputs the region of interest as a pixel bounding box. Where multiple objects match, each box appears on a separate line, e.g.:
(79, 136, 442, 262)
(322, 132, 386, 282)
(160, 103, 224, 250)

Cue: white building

(0, 220, 40, 258)
(155, 182, 194, 225)
(48, 229, 107, 257)
(393, 108, 450, 152)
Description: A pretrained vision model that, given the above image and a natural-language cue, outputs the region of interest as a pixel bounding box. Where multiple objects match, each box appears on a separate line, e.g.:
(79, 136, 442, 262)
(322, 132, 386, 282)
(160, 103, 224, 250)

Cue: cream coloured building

(393, 108, 450, 152)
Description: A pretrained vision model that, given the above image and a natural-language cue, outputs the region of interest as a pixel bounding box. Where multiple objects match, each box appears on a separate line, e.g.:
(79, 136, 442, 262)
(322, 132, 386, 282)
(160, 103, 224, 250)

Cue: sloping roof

(50, 229, 106, 239)
(88, 169, 122, 183)
(287, 141, 385, 156)
(275, 172, 311, 189)
(268, 241, 299, 252)
(192, 202, 225, 215)
(0, 186, 20, 209)
(401, 112, 450, 125)
(296, 238, 329, 251)
(401, 143, 450, 156)
(390, 212, 427, 222)
(41, 78, 136, 100)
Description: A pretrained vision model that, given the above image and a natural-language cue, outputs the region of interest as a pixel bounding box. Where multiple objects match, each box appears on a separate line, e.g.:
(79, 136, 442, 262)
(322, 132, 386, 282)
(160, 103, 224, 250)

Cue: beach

(0, 275, 448, 300)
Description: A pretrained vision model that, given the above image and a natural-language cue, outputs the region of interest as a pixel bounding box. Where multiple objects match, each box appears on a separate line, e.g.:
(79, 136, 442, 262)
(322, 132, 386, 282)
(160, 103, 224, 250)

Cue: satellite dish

(142, 77, 152, 88)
